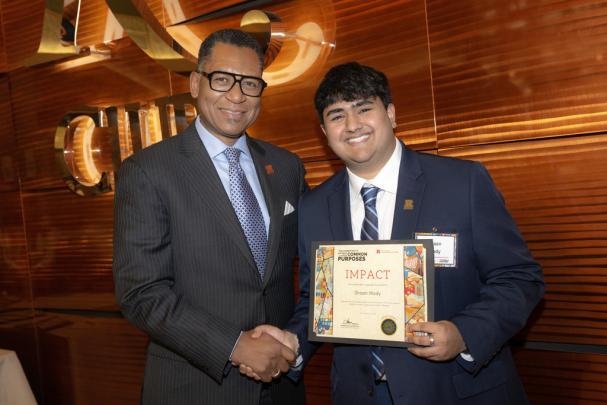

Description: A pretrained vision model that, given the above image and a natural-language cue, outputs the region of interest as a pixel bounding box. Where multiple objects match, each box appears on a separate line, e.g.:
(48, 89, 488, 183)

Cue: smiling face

(321, 97, 397, 179)
(189, 42, 262, 145)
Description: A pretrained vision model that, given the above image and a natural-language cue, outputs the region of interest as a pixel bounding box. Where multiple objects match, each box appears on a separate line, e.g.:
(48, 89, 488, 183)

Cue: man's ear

(190, 71, 200, 98)
(387, 103, 396, 128)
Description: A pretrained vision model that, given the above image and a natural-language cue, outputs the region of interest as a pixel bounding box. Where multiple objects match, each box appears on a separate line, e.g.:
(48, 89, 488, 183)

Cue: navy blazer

(287, 143, 544, 405)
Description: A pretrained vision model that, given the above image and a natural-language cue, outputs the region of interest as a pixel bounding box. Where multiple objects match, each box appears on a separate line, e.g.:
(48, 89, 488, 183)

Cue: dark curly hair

(314, 62, 392, 123)
(197, 29, 264, 72)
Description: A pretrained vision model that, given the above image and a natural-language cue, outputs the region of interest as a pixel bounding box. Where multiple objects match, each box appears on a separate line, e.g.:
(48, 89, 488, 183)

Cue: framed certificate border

(308, 239, 435, 348)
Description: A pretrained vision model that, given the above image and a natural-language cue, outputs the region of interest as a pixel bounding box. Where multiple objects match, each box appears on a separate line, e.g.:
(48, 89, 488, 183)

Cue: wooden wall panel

(76, 0, 221, 47)
(441, 134, 607, 346)
(23, 189, 116, 311)
(0, 8, 6, 72)
(0, 76, 30, 310)
(303, 159, 344, 188)
(428, 0, 607, 148)
(35, 312, 147, 405)
(9, 38, 173, 191)
(0, 0, 45, 70)
(76, 0, 126, 47)
(303, 344, 332, 405)
(252, 0, 436, 160)
(513, 348, 607, 405)
(0, 76, 18, 192)
(161, 0, 244, 23)
(0, 191, 31, 310)
(0, 51, 38, 398)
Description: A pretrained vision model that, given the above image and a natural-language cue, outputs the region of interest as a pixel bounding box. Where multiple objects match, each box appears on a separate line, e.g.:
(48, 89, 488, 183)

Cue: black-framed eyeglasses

(199, 70, 267, 97)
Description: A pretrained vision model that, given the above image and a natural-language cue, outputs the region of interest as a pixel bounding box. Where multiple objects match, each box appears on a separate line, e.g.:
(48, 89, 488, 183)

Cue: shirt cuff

(290, 333, 303, 370)
(291, 354, 303, 370)
(460, 351, 474, 362)
(229, 331, 243, 362)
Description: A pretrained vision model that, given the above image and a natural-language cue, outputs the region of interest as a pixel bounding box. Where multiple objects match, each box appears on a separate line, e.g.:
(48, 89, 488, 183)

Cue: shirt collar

(195, 116, 251, 159)
(347, 139, 402, 196)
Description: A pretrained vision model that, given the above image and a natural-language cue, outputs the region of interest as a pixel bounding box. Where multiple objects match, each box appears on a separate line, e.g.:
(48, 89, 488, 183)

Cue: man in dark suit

(113, 29, 306, 405)
(254, 62, 544, 404)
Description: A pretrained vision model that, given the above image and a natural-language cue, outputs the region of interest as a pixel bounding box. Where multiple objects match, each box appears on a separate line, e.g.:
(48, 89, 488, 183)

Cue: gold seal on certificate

(381, 318, 397, 336)
(308, 240, 435, 347)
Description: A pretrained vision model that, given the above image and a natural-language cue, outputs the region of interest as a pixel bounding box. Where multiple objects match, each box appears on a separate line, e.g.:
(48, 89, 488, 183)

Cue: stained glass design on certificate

(403, 245, 427, 328)
(313, 246, 334, 336)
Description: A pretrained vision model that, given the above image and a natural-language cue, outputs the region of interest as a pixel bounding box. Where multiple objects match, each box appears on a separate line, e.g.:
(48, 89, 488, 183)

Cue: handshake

(231, 325, 300, 383)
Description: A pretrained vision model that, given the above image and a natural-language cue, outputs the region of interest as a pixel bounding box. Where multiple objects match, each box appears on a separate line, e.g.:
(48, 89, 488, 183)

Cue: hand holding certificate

(309, 240, 434, 347)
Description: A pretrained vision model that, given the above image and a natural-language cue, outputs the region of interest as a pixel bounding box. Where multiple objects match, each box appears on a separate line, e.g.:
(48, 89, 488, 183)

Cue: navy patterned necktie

(360, 185, 385, 380)
(224, 147, 267, 279)
(361, 185, 380, 240)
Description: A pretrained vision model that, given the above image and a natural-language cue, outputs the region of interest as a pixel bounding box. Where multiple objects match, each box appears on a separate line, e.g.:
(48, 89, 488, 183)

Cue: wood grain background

(1, 0, 606, 404)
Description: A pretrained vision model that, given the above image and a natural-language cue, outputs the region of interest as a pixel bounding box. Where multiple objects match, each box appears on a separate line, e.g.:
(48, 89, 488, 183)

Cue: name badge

(415, 232, 457, 267)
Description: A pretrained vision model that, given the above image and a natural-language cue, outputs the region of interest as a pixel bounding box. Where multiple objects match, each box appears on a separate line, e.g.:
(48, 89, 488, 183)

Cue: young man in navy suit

(252, 62, 544, 404)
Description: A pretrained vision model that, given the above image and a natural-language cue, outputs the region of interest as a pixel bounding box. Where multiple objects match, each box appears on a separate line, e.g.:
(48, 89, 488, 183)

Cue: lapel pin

(265, 164, 274, 175)
(403, 199, 414, 210)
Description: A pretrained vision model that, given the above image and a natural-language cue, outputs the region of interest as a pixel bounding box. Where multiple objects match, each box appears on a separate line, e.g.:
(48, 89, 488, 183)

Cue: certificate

(308, 240, 434, 347)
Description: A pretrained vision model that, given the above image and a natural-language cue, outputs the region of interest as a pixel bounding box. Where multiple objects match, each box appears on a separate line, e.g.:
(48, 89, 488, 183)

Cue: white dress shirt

(348, 140, 402, 240)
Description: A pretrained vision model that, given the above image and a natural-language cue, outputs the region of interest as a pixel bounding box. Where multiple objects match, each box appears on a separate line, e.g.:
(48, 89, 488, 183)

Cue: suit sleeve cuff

(460, 351, 474, 362)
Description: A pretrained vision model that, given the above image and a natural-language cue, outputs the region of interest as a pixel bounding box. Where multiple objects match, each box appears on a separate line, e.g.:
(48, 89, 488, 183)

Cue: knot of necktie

(224, 147, 242, 165)
(361, 185, 379, 207)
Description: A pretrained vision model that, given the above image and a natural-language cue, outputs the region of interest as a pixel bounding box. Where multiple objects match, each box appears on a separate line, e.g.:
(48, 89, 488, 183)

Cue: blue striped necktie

(361, 185, 380, 241)
(224, 147, 267, 279)
(360, 185, 385, 380)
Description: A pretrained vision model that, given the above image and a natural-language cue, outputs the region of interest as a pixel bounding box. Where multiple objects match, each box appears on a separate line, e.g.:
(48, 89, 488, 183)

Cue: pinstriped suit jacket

(113, 123, 307, 405)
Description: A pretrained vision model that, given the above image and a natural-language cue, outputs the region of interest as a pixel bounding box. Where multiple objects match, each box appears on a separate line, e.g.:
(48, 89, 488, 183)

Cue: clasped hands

(231, 320, 465, 382)
(231, 325, 299, 383)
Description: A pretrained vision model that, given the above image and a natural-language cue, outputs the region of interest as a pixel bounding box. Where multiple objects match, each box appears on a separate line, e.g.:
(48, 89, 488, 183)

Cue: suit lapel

(328, 171, 353, 240)
(177, 124, 258, 271)
(391, 144, 426, 240)
(247, 138, 282, 286)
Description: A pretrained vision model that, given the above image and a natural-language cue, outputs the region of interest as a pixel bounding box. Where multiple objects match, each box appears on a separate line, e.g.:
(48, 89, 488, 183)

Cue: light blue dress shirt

(195, 118, 270, 234)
